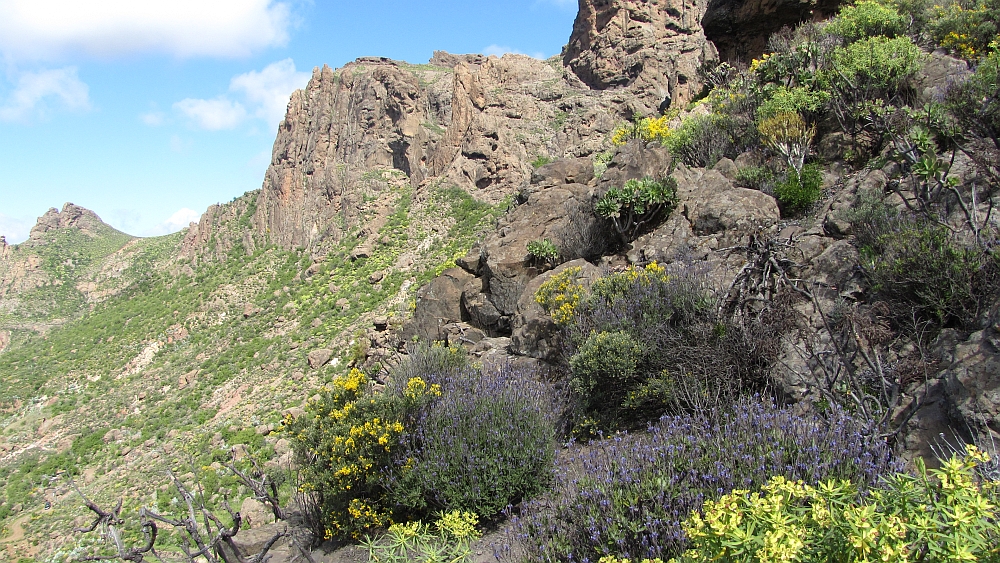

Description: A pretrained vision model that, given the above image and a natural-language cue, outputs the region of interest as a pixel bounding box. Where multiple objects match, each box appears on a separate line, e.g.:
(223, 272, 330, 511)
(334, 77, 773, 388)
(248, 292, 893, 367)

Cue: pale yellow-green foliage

(676, 445, 999, 563)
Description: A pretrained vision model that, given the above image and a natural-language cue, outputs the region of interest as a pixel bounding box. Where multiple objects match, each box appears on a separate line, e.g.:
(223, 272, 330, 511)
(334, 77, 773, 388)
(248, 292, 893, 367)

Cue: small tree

(595, 176, 678, 242)
(758, 112, 816, 176)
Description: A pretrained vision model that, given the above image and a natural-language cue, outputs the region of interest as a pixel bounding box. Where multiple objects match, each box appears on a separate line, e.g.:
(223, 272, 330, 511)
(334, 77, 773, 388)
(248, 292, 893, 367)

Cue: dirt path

(0, 512, 30, 543)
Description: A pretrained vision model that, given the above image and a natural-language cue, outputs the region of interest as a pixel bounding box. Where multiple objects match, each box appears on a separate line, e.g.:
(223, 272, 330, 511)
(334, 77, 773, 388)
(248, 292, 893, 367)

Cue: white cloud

(482, 45, 546, 59)
(230, 58, 309, 125)
(173, 59, 308, 131)
(140, 111, 164, 126)
(0, 213, 33, 244)
(0, 67, 90, 122)
(173, 97, 246, 130)
(142, 207, 201, 237)
(0, 0, 292, 61)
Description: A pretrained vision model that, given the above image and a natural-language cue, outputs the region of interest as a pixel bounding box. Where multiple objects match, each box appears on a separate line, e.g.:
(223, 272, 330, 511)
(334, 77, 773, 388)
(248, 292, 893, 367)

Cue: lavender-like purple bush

(502, 398, 900, 562)
(386, 362, 563, 520)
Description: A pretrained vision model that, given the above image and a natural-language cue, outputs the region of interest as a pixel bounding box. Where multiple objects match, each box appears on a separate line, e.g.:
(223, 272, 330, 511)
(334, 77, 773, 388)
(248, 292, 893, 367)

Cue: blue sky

(0, 0, 578, 243)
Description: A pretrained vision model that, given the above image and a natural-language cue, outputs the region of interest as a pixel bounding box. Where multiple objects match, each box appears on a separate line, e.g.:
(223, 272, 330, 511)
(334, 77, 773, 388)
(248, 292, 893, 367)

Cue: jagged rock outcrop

(564, 0, 718, 113)
(702, 0, 843, 61)
(247, 53, 635, 251)
(28, 203, 108, 239)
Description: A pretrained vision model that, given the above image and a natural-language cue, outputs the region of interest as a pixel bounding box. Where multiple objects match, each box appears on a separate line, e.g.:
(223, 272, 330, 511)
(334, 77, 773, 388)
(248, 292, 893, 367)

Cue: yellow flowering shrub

(611, 114, 675, 146)
(676, 446, 1000, 563)
(536, 266, 585, 325)
(288, 367, 443, 540)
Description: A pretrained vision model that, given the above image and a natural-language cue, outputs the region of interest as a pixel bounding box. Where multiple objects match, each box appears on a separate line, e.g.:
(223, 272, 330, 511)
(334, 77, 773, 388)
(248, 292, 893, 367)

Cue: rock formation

(563, 0, 718, 113)
(28, 203, 109, 239)
(702, 0, 843, 61)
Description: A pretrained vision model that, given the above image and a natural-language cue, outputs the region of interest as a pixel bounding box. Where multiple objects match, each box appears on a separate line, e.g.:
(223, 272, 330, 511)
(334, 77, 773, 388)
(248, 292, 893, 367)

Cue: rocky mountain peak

(28, 203, 108, 240)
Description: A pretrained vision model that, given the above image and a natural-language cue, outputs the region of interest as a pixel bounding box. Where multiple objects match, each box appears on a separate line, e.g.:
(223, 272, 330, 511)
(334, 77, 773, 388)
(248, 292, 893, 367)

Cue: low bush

(595, 177, 678, 242)
(677, 446, 997, 563)
(290, 347, 558, 539)
(774, 163, 824, 215)
(559, 263, 789, 430)
(756, 86, 830, 121)
(385, 362, 559, 519)
(929, 0, 1000, 61)
(825, 0, 908, 40)
(505, 399, 899, 563)
(830, 35, 922, 94)
(734, 165, 777, 191)
(662, 114, 736, 168)
(364, 510, 481, 563)
(858, 217, 1000, 329)
(527, 239, 559, 267)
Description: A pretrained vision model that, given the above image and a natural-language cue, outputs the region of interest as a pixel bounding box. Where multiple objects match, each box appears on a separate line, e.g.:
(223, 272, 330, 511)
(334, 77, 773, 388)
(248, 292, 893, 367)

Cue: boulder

(404, 268, 475, 342)
(510, 259, 603, 362)
(481, 182, 608, 318)
(675, 166, 780, 236)
(307, 349, 333, 369)
(239, 498, 276, 529)
(941, 325, 1000, 439)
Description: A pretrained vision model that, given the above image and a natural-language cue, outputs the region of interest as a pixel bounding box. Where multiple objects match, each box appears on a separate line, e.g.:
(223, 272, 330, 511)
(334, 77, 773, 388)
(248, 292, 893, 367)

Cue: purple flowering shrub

(289, 345, 561, 539)
(502, 399, 899, 563)
(385, 361, 563, 521)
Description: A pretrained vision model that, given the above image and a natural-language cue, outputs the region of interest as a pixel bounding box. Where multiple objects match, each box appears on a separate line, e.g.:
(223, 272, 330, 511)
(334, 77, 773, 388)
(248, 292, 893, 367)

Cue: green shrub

(595, 176, 678, 242)
(757, 86, 830, 120)
(826, 0, 908, 40)
(734, 165, 777, 191)
(830, 35, 922, 93)
(678, 447, 998, 563)
(526, 239, 559, 267)
(774, 163, 823, 215)
(531, 155, 554, 169)
(662, 114, 735, 168)
(857, 217, 1000, 329)
(569, 330, 645, 409)
(561, 263, 788, 430)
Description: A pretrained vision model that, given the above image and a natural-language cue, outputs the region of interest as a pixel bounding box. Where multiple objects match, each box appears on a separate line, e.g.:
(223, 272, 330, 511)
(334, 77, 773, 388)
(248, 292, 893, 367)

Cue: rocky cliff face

(702, 0, 843, 61)
(563, 0, 718, 113)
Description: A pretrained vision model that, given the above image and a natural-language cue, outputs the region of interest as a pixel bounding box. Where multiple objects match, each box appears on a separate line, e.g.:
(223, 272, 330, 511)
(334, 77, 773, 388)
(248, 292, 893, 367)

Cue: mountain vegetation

(2, 0, 1000, 561)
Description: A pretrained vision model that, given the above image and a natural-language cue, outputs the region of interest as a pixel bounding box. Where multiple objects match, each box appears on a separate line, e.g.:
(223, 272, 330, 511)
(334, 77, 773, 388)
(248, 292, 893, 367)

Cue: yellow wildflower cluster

(435, 510, 481, 540)
(611, 115, 673, 146)
(678, 447, 999, 563)
(942, 31, 978, 59)
(535, 266, 584, 325)
(598, 557, 665, 563)
(405, 376, 442, 400)
(749, 52, 773, 74)
(336, 367, 368, 393)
